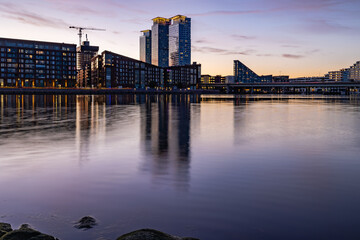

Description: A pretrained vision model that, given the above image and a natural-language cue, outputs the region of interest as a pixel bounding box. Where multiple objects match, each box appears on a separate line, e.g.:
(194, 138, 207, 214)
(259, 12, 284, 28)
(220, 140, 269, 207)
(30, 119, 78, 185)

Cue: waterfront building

(140, 30, 152, 64)
(225, 75, 235, 84)
(272, 75, 290, 83)
(234, 60, 272, 83)
(201, 75, 227, 84)
(234, 60, 259, 83)
(77, 40, 99, 87)
(327, 69, 349, 82)
(201, 75, 211, 84)
(164, 62, 201, 89)
(91, 51, 163, 88)
(349, 61, 360, 81)
(151, 17, 171, 67)
(290, 76, 330, 82)
(169, 15, 191, 66)
(0, 37, 76, 87)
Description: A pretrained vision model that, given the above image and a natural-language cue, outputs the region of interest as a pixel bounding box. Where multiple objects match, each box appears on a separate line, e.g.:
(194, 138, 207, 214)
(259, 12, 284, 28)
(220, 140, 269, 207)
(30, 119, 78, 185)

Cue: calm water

(1, 94, 360, 240)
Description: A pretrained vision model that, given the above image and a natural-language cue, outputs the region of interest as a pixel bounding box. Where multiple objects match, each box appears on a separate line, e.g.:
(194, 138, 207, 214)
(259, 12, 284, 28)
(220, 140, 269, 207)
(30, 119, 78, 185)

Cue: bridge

(200, 82, 360, 94)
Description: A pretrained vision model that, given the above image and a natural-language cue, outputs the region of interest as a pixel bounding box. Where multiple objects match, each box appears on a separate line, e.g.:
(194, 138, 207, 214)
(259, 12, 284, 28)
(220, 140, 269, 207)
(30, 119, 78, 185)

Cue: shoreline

(0, 88, 359, 96)
(0, 88, 215, 95)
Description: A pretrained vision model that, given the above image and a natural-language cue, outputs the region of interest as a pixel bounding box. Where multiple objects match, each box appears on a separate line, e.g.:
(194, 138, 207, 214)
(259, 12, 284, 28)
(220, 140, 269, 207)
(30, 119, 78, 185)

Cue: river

(1, 94, 360, 240)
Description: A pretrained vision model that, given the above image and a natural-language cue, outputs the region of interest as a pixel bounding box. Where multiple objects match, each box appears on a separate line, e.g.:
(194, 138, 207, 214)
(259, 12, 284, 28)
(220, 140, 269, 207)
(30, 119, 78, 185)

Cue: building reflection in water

(75, 95, 108, 164)
(0, 94, 203, 188)
(0, 94, 77, 136)
(139, 94, 200, 191)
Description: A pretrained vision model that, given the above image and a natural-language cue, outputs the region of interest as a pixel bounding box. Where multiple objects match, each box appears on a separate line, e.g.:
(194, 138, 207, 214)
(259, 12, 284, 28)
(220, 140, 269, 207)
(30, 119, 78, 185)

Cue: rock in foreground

(74, 216, 97, 229)
(0, 223, 12, 238)
(0, 223, 57, 240)
(117, 229, 199, 240)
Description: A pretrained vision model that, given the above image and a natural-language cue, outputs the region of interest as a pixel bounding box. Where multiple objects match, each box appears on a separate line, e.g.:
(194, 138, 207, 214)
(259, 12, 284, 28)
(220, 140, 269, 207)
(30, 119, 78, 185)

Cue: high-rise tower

(151, 17, 170, 67)
(140, 30, 152, 64)
(169, 15, 191, 66)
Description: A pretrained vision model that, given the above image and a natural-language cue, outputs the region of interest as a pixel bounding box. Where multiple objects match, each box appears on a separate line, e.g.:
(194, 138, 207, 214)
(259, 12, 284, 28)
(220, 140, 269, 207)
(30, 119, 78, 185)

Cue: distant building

(140, 30, 152, 64)
(272, 75, 289, 83)
(201, 75, 211, 84)
(225, 75, 235, 84)
(327, 69, 349, 82)
(169, 15, 191, 66)
(201, 75, 225, 84)
(349, 61, 360, 81)
(325, 61, 360, 82)
(77, 40, 99, 87)
(234, 60, 272, 83)
(0, 37, 76, 88)
(164, 62, 201, 89)
(151, 17, 171, 67)
(290, 76, 330, 82)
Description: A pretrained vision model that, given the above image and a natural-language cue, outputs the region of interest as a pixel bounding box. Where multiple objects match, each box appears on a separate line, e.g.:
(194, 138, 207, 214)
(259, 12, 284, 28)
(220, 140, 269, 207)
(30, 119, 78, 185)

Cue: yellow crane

(69, 26, 106, 46)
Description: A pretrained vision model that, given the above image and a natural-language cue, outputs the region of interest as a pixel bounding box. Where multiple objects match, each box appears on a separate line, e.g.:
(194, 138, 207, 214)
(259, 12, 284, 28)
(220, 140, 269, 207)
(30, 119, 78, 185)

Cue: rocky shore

(0, 220, 199, 240)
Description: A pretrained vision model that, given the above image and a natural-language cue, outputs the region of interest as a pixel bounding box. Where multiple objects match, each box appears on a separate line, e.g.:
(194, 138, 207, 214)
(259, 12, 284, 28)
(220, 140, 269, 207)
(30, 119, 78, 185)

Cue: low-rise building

(349, 61, 360, 81)
(90, 51, 200, 89)
(165, 62, 201, 89)
(272, 75, 290, 83)
(91, 51, 163, 88)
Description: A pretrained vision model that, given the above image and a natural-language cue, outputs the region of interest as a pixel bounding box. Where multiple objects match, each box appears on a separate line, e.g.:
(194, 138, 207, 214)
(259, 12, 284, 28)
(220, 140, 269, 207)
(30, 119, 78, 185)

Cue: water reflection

(139, 95, 200, 190)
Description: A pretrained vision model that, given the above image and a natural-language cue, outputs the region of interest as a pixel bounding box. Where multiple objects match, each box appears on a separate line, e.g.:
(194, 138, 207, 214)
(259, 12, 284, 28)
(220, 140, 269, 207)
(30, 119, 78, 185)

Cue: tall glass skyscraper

(169, 15, 191, 66)
(140, 30, 151, 64)
(151, 17, 170, 67)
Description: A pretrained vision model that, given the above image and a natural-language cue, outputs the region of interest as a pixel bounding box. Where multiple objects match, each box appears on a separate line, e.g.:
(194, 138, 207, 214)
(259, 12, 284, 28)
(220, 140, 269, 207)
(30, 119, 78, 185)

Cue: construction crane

(69, 26, 106, 46)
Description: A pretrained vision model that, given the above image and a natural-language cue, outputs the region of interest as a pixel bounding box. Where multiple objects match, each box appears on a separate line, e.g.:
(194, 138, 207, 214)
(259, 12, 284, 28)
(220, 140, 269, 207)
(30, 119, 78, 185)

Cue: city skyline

(0, 0, 360, 77)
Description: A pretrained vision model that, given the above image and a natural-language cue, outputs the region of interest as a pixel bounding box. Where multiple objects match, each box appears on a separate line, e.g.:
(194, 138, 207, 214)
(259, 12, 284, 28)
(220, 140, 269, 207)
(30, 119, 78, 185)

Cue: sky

(0, 0, 359, 77)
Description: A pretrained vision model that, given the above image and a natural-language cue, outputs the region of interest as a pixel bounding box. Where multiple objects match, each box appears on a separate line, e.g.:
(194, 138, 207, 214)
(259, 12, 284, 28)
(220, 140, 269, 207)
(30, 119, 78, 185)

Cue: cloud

(0, 2, 69, 28)
(282, 54, 304, 59)
(282, 45, 300, 48)
(256, 54, 274, 57)
(195, 39, 212, 44)
(43, 0, 148, 15)
(193, 46, 255, 55)
(303, 19, 353, 33)
(190, 10, 263, 17)
(189, 0, 358, 17)
(232, 34, 257, 40)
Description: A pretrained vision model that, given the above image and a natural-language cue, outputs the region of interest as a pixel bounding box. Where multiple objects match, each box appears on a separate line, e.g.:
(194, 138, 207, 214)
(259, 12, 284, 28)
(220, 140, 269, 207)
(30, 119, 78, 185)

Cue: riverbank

(0, 88, 217, 95)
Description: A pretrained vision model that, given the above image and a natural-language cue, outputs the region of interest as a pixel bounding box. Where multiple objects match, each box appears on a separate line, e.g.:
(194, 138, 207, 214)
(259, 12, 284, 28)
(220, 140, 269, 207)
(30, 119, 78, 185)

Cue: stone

(0, 224, 57, 240)
(116, 229, 199, 240)
(74, 216, 97, 229)
(0, 223, 12, 233)
(28, 234, 57, 240)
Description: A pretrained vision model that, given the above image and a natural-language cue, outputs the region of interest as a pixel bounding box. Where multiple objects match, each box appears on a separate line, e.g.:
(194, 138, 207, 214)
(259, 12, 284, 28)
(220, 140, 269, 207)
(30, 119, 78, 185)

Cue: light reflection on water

(1, 94, 360, 240)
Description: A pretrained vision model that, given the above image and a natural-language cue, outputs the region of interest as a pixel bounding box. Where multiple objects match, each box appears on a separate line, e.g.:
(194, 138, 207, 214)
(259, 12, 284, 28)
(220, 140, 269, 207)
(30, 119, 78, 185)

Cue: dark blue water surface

(1, 94, 360, 240)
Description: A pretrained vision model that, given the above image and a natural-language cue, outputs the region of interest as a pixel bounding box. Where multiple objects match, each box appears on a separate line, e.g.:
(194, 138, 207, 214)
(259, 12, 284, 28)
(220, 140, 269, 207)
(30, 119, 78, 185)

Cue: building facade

(151, 17, 170, 67)
(272, 75, 290, 83)
(327, 69, 349, 82)
(349, 61, 360, 81)
(234, 60, 272, 83)
(164, 62, 201, 89)
(91, 51, 164, 88)
(0, 37, 76, 87)
(169, 15, 191, 66)
(140, 30, 152, 64)
(77, 40, 99, 87)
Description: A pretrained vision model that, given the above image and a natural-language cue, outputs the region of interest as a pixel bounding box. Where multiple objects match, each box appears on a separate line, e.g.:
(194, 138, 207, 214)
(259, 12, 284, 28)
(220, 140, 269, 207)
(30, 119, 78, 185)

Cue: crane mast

(69, 26, 106, 46)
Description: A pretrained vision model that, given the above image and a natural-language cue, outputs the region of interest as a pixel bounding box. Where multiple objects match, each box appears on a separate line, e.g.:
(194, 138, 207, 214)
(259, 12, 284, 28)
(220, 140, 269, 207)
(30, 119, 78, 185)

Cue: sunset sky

(0, 0, 359, 77)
